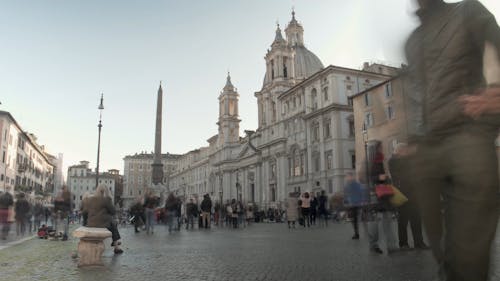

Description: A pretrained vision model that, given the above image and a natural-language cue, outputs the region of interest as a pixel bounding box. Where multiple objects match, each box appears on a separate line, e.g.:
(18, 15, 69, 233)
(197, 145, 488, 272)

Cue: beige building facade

(351, 74, 500, 182)
(0, 111, 55, 195)
(122, 152, 179, 206)
(67, 161, 117, 210)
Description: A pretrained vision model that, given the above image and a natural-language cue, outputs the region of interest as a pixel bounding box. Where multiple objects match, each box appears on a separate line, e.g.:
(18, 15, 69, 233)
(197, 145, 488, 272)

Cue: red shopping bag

(375, 184, 394, 199)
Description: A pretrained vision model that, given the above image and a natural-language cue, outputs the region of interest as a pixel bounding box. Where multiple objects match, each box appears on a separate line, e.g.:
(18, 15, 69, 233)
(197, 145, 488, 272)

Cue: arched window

(271, 59, 275, 79)
(311, 88, 318, 110)
(283, 57, 288, 78)
(323, 87, 329, 101)
(271, 101, 276, 122)
(312, 151, 321, 172)
(294, 149, 302, 176)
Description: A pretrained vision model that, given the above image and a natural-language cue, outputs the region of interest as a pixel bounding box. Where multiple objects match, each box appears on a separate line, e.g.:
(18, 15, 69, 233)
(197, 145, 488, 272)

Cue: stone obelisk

(151, 82, 164, 185)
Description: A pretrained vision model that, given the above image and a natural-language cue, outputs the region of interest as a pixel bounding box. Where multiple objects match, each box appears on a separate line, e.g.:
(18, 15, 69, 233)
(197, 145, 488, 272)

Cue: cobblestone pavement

(0, 224, 37, 251)
(0, 220, 497, 281)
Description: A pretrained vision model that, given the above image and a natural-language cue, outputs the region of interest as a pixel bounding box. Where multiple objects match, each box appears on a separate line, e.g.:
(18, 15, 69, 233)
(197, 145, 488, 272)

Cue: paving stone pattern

(2, 218, 499, 281)
(0, 221, 446, 281)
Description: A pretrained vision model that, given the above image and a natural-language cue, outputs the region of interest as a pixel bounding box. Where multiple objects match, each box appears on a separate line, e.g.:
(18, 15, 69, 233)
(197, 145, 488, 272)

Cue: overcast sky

(1, 0, 499, 176)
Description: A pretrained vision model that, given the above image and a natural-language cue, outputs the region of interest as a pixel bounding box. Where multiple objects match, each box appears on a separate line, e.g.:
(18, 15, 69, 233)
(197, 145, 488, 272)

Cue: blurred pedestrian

(0, 190, 14, 240)
(54, 186, 71, 240)
(129, 197, 145, 233)
(318, 191, 329, 226)
(185, 198, 197, 230)
(164, 193, 177, 233)
(363, 142, 397, 255)
(389, 143, 427, 250)
(246, 205, 254, 226)
(14, 193, 30, 236)
(200, 194, 212, 229)
(143, 191, 158, 234)
(80, 192, 91, 226)
(176, 197, 183, 230)
(230, 199, 238, 228)
(83, 185, 123, 254)
(405, 0, 500, 279)
(310, 193, 318, 226)
(300, 192, 311, 228)
(236, 201, 244, 227)
(214, 202, 220, 226)
(33, 199, 44, 232)
(285, 192, 299, 228)
(344, 172, 364, 240)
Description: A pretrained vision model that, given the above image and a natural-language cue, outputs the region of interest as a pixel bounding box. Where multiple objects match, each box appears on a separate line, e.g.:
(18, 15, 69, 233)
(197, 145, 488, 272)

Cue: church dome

(292, 45, 324, 80)
(261, 11, 324, 86)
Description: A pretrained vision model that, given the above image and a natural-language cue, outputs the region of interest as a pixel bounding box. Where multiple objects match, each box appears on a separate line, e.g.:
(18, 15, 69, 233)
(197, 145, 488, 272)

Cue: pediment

(237, 143, 255, 159)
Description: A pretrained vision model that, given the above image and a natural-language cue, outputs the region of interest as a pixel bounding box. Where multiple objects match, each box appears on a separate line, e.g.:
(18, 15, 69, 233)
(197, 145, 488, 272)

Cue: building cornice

(303, 103, 353, 120)
(278, 65, 394, 100)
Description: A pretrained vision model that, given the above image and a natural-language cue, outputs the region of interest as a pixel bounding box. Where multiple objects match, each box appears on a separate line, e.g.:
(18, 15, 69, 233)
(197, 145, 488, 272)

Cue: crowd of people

(0, 186, 72, 241)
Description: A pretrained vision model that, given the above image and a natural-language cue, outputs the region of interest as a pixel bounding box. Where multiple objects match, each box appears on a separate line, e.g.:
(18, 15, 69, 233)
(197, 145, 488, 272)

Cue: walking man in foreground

(405, 0, 500, 279)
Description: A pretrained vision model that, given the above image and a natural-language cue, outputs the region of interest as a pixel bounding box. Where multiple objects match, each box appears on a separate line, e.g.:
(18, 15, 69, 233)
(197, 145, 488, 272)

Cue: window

(385, 83, 392, 98)
(365, 112, 374, 128)
(351, 154, 356, 169)
(270, 185, 276, 202)
(311, 88, 318, 110)
(292, 149, 303, 177)
(389, 139, 398, 155)
(313, 152, 321, 172)
(311, 122, 320, 142)
(2, 151, 4, 163)
(271, 59, 275, 79)
(323, 119, 331, 139)
(328, 179, 333, 193)
(386, 104, 395, 120)
(364, 93, 371, 106)
(269, 101, 276, 121)
(323, 87, 329, 101)
(349, 120, 355, 137)
(283, 57, 288, 78)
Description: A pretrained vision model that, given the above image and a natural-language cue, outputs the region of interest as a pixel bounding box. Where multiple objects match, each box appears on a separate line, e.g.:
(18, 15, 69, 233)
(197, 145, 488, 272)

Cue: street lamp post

(95, 94, 104, 188)
(362, 124, 369, 187)
(3, 162, 7, 192)
(219, 171, 223, 226)
(236, 170, 241, 202)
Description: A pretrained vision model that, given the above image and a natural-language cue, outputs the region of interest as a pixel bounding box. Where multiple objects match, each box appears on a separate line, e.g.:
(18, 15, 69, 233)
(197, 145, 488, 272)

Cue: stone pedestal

(73, 226, 112, 267)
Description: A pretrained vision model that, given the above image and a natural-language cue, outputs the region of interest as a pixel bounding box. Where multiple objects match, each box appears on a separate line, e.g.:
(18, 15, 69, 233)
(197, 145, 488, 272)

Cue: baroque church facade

(123, 12, 397, 208)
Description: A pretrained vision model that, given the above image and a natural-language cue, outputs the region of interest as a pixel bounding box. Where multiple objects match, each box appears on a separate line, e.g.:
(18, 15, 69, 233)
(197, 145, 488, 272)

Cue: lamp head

(98, 93, 104, 110)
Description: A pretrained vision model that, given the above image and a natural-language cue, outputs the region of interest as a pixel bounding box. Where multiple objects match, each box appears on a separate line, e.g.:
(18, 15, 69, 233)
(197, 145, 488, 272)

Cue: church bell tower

(217, 73, 240, 146)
